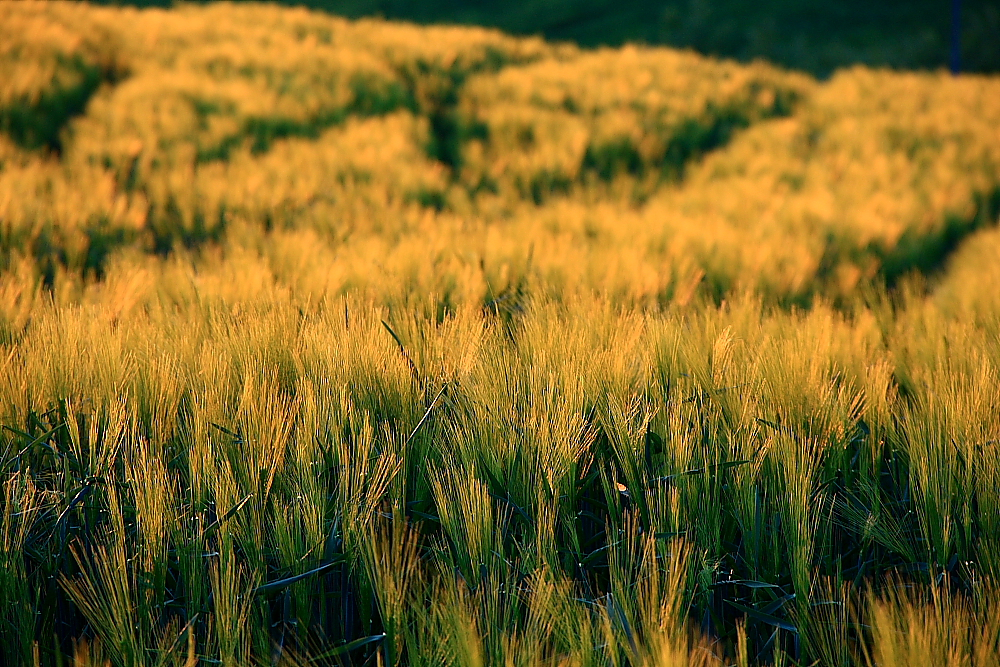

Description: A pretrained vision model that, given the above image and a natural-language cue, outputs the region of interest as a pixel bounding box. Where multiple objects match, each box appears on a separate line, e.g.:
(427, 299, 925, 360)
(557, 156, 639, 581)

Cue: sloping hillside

(2, 4, 1000, 666)
(2, 2, 998, 308)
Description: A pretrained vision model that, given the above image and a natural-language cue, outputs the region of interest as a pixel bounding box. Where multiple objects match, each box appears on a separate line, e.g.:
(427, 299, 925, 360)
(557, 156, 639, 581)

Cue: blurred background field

(2, 2, 1000, 666)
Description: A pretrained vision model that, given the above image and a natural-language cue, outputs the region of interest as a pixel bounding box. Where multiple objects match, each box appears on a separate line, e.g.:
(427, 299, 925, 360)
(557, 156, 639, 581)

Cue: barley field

(2, 3, 1000, 666)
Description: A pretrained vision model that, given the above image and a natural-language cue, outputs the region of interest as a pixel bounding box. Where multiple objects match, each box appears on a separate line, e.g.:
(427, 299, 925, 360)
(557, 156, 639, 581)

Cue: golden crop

(2, 3, 1000, 666)
(2, 1, 998, 315)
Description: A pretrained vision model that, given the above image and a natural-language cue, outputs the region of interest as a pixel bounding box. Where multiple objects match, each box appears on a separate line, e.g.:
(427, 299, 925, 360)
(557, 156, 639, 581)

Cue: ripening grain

(2, 3, 1000, 666)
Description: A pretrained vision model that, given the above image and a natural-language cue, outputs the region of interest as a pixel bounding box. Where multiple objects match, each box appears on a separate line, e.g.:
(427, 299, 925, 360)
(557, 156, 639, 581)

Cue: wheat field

(2, 2, 1000, 666)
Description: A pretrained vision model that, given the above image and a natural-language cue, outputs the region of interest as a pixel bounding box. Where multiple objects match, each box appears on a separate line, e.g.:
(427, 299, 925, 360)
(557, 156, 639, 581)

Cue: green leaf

(652, 459, 750, 483)
(714, 579, 783, 590)
(309, 634, 385, 661)
(404, 383, 447, 447)
(725, 599, 798, 633)
(200, 493, 253, 540)
(254, 558, 345, 596)
(2, 423, 64, 467)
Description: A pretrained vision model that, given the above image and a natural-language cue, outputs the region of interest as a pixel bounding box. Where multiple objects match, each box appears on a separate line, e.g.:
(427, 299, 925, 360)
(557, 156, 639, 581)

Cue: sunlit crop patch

(1, 3, 999, 666)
